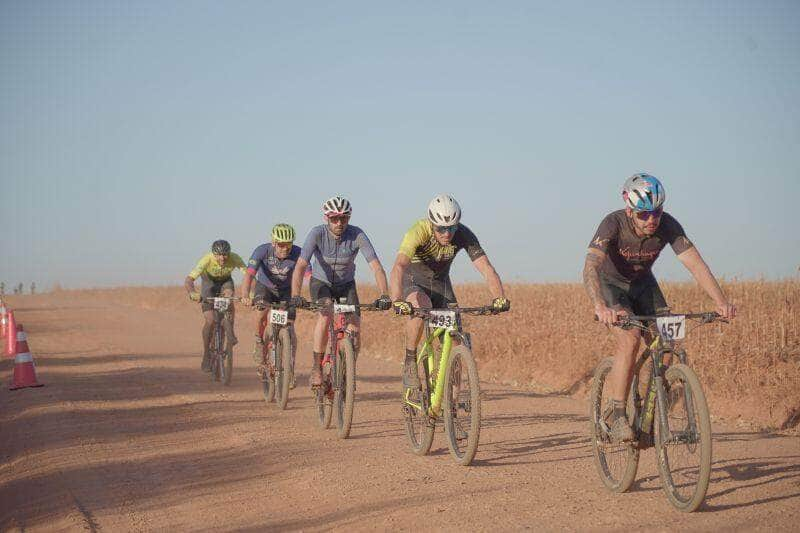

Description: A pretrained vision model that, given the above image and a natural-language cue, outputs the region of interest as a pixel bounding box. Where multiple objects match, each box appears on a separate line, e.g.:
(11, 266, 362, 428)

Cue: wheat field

(43, 279, 800, 430)
(356, 280, 800, 430)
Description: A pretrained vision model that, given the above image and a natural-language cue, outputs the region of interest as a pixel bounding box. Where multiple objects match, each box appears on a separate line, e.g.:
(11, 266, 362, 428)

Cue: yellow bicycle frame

(403, 325, 453, 418)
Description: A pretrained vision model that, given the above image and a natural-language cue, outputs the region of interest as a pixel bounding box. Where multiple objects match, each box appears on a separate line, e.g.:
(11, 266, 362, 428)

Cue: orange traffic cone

(6, 310, 16, 357)
(9, 324, 44, 390)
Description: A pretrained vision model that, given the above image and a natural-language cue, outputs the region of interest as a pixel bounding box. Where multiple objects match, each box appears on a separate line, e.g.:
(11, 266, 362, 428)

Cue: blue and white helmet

(622, 173, 665, 212)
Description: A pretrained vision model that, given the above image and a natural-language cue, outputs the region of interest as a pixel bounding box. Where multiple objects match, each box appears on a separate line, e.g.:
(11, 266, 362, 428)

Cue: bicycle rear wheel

(589, 357, 639, 492)
(654, 363, 712, 512)
(404, 352, 435, 455)
(211, 324, 223, 382)
(222, 347, 233, 386)
(276, 328, 292, 410)
(443, 345, 481, 466)
(335, 339, 356, 439)
(316, 362, 333, 429)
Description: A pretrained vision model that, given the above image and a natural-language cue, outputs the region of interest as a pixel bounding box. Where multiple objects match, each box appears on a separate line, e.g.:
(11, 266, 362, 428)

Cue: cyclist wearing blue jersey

(291, 196, 391, 386)
(241, 224, 301, 383)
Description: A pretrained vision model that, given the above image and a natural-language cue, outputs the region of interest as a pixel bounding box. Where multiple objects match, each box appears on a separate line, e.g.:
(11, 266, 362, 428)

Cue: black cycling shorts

(401, 273, 458, 309)
(253, 281, 291, 308)
(309, 278, 360, 316)
(600, 274, 668, 316)
(200, 275, 234, 312)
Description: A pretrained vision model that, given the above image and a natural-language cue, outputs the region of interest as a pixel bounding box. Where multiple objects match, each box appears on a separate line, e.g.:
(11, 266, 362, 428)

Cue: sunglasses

(635, 208, 663, 221)
(433, 225, 457, 234)
(327, 215, 350, 224)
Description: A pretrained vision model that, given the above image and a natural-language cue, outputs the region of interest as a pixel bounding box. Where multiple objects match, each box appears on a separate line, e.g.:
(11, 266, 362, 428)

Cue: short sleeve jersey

(398, 219, 486, 280)
(300, 224, 379, 285)
(246, 243, 301, 290)
(189, 253, 247, 281)
(588, 210, 693, 283)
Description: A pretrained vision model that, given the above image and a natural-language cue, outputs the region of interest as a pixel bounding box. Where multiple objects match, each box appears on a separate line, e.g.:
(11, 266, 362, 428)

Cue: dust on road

(1, 291, 798, 531)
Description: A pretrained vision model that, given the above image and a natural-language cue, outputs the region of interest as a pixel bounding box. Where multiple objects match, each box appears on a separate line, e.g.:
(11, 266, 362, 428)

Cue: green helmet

(271, 223, 295, 243)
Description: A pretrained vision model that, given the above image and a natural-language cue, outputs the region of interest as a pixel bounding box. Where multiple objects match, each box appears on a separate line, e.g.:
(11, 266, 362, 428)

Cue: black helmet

(211, 239, 231, 255)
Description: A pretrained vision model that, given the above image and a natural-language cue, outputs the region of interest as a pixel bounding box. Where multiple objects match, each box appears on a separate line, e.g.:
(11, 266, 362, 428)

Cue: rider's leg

(201, 309, 215, 371)
(608, 327, 640, 441)
(402, 291, 431, 388)
(220, 284, 237, 348)
(310, 308, 331, 386)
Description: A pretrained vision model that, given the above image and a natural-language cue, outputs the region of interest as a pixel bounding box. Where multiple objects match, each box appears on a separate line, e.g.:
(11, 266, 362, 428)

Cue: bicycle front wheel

(316, 362, 333, 429)
(654, 363, 712, 512)
(276, 328, 292, 410)
(589, 357, 639, 492)
(211, 324, 223, 382)
(443, 345, 481, 466)
(404, 352, 435, 456)
(335, 339, 356, 439)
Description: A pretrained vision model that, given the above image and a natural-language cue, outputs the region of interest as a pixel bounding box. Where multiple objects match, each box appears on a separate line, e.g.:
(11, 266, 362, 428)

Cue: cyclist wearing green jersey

(583, 174, 736, 442)
(390, 194, 510, 388)
(185, 239, 247, 371)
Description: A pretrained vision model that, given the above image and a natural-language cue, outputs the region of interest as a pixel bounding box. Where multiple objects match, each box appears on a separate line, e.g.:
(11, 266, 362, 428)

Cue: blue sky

(1, 1, 798, 289)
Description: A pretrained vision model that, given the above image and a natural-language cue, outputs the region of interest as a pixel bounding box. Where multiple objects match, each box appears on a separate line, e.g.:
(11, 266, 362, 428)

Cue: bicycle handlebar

(409, 306, 508, 318)
(593, 311, 725, 329)
(200, 296, 241, 303)
(303, 302, 382, 312)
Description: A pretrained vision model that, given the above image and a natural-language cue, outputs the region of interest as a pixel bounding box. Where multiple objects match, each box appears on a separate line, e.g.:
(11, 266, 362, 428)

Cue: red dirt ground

(1, 290, 798, 531)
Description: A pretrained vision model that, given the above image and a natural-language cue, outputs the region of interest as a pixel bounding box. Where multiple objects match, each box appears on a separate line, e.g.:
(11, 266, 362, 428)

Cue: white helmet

(622, 173, 665, 212)
(427, 194, 461, 227)
(322, 195, 352, 216)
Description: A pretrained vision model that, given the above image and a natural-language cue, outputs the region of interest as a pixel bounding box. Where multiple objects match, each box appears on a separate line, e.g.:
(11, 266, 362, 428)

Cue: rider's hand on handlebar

(240, 297, 252, 307)
(716, 302, 737, 320)
(290, 295, 307, 309)
(594, 302, 623, 326)
(189, 292, 201, 302)
(491, 297, 510, 312)
(393, 300, 413, 316)
(374, 294, 392, 311)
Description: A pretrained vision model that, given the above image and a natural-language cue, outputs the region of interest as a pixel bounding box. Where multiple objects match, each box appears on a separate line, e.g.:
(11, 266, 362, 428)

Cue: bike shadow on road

(472, 431, 591, 467)
(700, 454, 800, 512)
(628, 452, 800, 512)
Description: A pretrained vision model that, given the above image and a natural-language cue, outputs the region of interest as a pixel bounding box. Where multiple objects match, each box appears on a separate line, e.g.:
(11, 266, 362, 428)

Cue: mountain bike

(401, 305, 507, 466)
(304, 299, 381, 439)
(259, 301, 296, 410)
(590, 311, 723, 512)
(201, 296, 239, 385)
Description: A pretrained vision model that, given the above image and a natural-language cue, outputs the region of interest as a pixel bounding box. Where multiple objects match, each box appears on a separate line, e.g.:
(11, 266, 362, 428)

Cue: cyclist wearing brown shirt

(583, 173, 736, 442)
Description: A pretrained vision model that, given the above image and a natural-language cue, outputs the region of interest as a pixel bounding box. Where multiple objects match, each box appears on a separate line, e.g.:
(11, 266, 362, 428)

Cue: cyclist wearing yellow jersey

(185, 239, 246, 371)
(390, 194, 510, 388)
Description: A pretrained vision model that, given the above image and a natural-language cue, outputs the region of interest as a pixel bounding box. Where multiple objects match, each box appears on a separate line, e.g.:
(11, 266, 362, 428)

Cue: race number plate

(269, 309, 289, 325)
(333, 304, 356, 314)
(213, 298, 230, 311)
(656, 315, 686, 341)
(429, 310, 457, 329)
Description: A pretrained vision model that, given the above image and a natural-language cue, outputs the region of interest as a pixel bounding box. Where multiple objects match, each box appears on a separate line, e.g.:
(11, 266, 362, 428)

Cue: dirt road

(1, 292, 798, 531)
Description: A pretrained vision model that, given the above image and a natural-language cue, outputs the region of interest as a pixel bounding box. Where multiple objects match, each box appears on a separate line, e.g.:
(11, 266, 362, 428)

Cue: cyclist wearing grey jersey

(583, 173, 736, 443)
(291, 196, 391, 387)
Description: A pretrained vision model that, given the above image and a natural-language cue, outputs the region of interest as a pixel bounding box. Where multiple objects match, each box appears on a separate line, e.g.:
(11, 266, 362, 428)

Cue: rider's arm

(368, 258, 389, 295)
(390, 253, 411, 301)
(241, 270, 254, 300)
(291, 257, 309, 297)
(583, 248, 618, 325)
(677, 246, 736, 319)
(186, 255, 209, 294)
(184, 276, 197, 294)
(471, 255, 504, 299)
